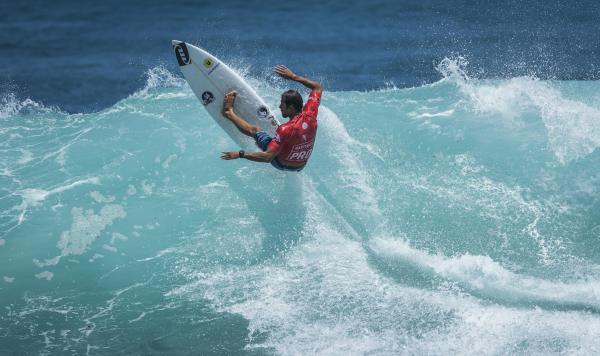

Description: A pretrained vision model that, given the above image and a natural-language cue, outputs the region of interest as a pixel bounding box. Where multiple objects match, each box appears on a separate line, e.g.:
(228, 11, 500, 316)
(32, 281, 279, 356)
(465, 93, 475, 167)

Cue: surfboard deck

(172, 40, 279, 149)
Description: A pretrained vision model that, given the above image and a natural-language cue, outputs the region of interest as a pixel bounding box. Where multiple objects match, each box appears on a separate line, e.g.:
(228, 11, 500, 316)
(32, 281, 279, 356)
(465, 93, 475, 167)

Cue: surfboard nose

(173, 41, 191, 66)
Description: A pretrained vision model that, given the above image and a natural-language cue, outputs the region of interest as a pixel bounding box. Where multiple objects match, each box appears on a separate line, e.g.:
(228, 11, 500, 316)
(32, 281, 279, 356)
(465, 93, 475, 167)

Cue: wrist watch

(238, 150, 245, 158)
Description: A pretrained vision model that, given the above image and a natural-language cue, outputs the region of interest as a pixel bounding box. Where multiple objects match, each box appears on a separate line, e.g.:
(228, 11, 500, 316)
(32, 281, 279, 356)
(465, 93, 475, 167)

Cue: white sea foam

(89, 253, 104, 262)
(57, 205, 126, 256)
(110, 232, 128, 244)
(398, 153, 567, 263)
(370, 236, 600, 309)
(136, 247, 178, 262)
(90, 191, 115, 203)
(20, 177, 100, 207)
(33, 256, 61, 268)
(17, 177, 101, 224)
(33, 205, 126, 267)
(35, 271, 54, 281)
(17, 149, 34, 165)
(127, 184, 137, 195)
(437, 57, 600, 163)
(102, 244, 117, 253)
(171, 212, 600, 355)
(38, 127, 93, 166)
(132, 66, 186, 98)
(140, 180, 154, 195)
(33, 205, 126, 268)
(406, 300, 600, 355)
(411, 108, 455, 119)
(161, 154, 177, 169)
(79, 281, 148, 338)
(470, 78, 599, 163)
(196, 178, 229, 191)
(0, 93, 58, 119)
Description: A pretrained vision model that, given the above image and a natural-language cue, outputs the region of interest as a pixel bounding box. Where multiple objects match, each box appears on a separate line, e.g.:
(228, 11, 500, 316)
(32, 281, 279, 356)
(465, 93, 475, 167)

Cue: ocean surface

(2, 1, 600, 355)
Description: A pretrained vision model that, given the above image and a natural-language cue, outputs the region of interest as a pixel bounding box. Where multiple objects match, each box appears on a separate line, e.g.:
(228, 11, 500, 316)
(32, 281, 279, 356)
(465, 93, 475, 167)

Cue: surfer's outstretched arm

(221, 148, 277, 162)
(274, 65, 323, 94)
(222, 91, 262, 137)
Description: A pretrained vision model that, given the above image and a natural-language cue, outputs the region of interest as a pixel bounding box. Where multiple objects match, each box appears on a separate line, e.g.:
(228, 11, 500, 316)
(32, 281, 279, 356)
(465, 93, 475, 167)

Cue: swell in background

(2, 0, 600, 112)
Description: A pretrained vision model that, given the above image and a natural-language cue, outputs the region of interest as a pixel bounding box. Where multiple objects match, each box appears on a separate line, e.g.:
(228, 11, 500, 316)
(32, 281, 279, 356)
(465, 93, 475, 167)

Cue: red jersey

(268, 90, 321, 167)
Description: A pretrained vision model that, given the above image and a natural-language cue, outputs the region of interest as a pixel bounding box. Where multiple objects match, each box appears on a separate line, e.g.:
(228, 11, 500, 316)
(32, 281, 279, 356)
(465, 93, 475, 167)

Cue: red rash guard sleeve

(302, 90, 321, 120)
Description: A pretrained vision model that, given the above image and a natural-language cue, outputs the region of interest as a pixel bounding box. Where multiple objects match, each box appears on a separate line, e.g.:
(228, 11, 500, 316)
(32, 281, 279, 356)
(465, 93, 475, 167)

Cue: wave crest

(133, 66, 186, 98)
(435, 57, 600, 163)
(0, 93, 58, 119)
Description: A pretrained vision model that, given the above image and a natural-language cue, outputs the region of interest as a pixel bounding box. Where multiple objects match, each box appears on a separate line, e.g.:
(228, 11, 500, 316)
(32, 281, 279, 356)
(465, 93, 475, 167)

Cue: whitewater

(1, 59, 600, 355)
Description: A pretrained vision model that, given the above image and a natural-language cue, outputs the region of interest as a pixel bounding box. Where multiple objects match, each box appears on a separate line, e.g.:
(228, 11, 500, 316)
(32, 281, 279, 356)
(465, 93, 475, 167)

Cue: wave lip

(436, 57, 600, 163)
(0, 93, 60, 119)
(131, 66, 186, 99)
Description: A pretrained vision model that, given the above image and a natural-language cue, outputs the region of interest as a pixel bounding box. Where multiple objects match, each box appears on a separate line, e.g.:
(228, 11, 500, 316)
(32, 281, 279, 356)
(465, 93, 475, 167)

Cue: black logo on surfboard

(174, 43, 191, 66)
(202, 91, 215, 105)
(257, 106, 269, 118)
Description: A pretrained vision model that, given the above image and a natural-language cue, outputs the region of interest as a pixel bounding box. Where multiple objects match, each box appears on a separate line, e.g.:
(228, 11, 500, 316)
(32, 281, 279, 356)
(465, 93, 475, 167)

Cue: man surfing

(220, 65, 323, 171)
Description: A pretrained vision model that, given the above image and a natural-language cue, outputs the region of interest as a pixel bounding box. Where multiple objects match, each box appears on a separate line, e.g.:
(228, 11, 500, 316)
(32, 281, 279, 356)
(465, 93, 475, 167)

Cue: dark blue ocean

(2, 0, 600, 112)
(2, 1, 600, 355)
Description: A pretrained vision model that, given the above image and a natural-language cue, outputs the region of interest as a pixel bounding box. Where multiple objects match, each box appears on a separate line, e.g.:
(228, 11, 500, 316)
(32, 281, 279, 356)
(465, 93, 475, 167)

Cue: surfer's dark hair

(282, 90, 303, 111)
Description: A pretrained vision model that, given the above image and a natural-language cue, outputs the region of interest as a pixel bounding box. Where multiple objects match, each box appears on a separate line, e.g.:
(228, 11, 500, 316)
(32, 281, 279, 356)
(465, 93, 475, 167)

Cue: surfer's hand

(274, 65, 296, 80)
(222, 90, 237, 116)
(220, 151, 239, 160)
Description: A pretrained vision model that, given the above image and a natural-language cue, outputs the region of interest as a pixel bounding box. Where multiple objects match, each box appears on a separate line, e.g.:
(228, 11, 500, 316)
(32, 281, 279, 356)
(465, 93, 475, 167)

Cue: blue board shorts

(255, 131, 304, 172)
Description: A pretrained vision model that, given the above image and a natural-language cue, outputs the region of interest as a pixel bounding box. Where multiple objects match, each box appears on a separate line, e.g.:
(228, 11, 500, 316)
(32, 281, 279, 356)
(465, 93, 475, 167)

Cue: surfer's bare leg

(222, 91, 262, 137)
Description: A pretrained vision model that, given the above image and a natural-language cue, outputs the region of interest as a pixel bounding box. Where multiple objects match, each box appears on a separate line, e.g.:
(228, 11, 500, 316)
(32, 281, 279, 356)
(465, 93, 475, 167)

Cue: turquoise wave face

(1, 63, 600, 354)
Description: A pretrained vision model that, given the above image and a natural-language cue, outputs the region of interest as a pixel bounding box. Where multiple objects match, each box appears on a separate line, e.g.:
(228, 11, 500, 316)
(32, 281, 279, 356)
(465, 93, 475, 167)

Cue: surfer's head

(279, 90, 303, 118)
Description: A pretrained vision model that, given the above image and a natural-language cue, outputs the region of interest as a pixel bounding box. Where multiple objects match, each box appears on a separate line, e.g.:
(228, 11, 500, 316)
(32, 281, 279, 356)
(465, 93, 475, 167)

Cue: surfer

(220, 65, 323, 171)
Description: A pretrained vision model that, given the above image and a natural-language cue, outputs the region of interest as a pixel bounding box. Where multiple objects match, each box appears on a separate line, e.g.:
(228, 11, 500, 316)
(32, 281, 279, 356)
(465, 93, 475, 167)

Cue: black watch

(238, 150, 245, 158)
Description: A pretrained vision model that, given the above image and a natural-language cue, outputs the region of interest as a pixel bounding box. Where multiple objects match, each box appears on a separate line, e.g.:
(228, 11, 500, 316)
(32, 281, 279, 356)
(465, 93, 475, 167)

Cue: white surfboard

(172, 40, 279, 149)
